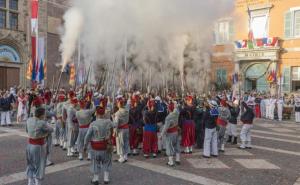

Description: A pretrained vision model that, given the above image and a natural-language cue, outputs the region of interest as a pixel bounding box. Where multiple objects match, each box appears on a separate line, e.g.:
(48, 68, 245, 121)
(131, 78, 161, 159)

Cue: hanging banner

(31, 0, 38, 84)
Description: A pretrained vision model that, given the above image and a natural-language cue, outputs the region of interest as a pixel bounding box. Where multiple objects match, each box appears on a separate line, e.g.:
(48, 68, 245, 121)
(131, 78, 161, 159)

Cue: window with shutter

(294, 10, 300, 37)
(214, 23, 219, 44)
(282, 66, 291, 92)
(284, 11, 292, 38)
(222, 69, 227, 83)
(229, 20, 234, 42)
(214, 19, 232, 44)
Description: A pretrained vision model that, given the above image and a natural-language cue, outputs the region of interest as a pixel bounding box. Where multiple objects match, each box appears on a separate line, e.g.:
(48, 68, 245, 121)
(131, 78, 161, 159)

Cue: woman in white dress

(17, 90, 27, 123)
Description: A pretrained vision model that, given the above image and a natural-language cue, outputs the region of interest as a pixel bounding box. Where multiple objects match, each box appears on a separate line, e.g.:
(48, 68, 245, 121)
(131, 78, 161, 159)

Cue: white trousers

(269, 105, 275, 120)
(226, 123, 237, 137)
(295, 112, 300, 123)
(203, 128, 218, 157)
(240, 124, 253, 142)
(277, 105, 283, 121)
(1, 111, 11, 125)
(265, 105, 270, 119)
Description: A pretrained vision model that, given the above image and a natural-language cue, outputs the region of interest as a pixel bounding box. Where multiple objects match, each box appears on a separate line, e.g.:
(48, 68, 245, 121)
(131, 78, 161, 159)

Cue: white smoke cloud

(59, 7, 83, 70)
(61, 0, 234, 93)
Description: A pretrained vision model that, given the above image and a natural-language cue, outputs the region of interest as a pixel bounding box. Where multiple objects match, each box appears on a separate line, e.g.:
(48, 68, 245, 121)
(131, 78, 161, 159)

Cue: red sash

(91, 140, 107, 150)
(118, 123, 129, 129)
(167, 126, 178, 133)
(242, 120, 253, 124)
(29, 138, 45, 145)
(79, 124, 90, 129)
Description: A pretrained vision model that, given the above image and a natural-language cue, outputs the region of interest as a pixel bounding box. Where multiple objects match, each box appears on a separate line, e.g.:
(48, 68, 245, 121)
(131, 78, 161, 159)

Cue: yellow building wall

(212, 0, 300, 87)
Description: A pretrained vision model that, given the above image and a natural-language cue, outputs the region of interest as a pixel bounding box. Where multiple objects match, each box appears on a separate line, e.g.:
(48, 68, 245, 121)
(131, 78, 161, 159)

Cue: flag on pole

(76, 63, 85, 85)
(69, 63, 76, 86)
(31, 36, 37, 81)
(36, 37, 45, 82)
(31, 0, 38, 85)
(38, 60, 44, 82)
(26, 59, 33, 80)
(31, 0, 38, 36)
(247, 6, 255, 49)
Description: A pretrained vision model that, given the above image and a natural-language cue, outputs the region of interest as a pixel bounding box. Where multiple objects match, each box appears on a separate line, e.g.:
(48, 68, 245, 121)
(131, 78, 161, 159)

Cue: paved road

(1, 119, 300, 185)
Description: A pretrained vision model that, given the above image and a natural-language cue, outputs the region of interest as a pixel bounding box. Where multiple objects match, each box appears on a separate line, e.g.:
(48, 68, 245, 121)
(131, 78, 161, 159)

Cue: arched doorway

(0, 45, 22, 90)
(244, 63, 269, 92)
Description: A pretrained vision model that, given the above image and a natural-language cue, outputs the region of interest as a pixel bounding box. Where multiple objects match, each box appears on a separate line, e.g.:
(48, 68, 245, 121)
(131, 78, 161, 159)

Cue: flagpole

(53, 70, 63, 101)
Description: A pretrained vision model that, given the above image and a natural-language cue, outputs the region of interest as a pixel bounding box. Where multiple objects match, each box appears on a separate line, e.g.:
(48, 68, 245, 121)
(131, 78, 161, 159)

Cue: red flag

(31, 0, 38, 36)
(31, 0, 38, 18)
(256, 38, 263, 47)
(268, 37, 278, 47)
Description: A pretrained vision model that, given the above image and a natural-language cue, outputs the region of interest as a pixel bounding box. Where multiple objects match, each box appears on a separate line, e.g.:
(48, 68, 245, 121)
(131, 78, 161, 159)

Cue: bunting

(234, 37, 279, 49)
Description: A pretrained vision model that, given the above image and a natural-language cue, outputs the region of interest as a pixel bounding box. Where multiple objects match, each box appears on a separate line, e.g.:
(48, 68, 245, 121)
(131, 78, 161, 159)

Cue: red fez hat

(96, 107, 105, 115)
(71, 98, 78, 105)
(185, 95, 193, 102)
(58, 94, 66, 102)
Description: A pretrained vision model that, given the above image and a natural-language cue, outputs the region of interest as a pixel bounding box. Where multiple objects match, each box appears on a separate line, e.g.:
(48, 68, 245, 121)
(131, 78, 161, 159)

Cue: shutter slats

(283, 66, 291, 92)
(294, 10, 300, 37)
(284, 11, 292, 38)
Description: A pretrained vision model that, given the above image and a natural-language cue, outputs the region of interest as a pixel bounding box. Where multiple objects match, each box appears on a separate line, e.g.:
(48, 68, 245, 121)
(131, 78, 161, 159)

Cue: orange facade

(212, 0, 300, 93)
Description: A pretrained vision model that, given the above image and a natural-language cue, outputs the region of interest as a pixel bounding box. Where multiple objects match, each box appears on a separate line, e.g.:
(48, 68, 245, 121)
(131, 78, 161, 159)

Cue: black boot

(232, 137, 238, 145)
(227, 136, 232, 143)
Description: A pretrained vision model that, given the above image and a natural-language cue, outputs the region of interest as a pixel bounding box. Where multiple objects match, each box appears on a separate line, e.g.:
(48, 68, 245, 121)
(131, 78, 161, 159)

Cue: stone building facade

(0, 0, 70, 89)
(0, 0, 29, 89)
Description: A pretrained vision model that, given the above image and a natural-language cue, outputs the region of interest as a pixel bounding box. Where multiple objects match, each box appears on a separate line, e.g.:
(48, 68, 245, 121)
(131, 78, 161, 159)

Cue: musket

(107, 57, 117, 95)
(82, 63, 92, 98)
(53, 70, 63, 101)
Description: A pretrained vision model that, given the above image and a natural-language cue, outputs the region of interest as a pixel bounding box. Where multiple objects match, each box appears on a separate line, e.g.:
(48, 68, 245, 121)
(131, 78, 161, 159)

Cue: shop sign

(235, 48, 279, 61)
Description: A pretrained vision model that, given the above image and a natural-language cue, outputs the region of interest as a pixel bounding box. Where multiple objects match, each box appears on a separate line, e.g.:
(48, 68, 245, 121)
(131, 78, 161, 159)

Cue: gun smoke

(60, 0, 234, 94)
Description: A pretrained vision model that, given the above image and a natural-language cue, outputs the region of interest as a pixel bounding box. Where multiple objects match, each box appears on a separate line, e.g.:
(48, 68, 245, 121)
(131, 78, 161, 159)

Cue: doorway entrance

(0, 66, 20, 90)
(244, 63, 268, 92)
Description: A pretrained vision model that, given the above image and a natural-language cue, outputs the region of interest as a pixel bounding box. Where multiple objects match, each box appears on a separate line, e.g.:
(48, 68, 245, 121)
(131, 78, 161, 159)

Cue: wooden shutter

(284, 11, 292, 38)
(294, 10, 300, 37)
(229, 20, 234, 42)
(221, 69, 227, 83)
(214, 23, 219, 44)
(6, 67, 19, 88)
(0, 67, 7, 89)
(282, 66, 291, 92)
